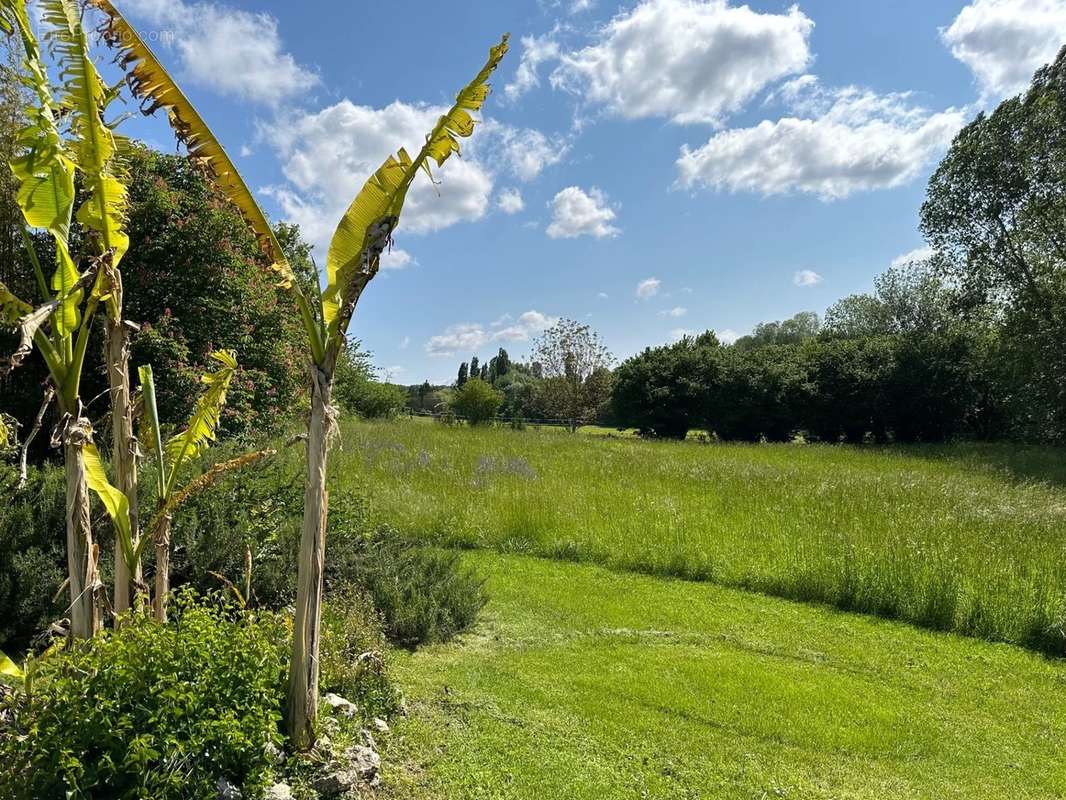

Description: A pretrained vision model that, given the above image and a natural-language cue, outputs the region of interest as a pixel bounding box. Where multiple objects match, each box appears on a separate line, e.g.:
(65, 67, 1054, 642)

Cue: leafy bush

(320, 589, 403, 720)
(337, 377, 408, 420)
(337, 532, 487, 648)
(0, 593, 288, 800)
(168, 452, 485, 647)
(164, 447, 306, 608)
(450, 378, 502, 426)
(0, 465, 70, 652)
(334, 340, 407, 420)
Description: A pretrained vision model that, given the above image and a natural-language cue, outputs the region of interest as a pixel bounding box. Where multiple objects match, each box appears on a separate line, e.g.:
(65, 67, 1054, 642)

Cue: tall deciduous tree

(531, 319, 613, 431)
(921, 44, 1066, 439)
(91, 0, 509, 746)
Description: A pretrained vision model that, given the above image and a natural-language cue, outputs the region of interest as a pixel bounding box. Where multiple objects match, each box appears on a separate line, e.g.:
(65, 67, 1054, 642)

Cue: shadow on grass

(887, 441, 1066, 488)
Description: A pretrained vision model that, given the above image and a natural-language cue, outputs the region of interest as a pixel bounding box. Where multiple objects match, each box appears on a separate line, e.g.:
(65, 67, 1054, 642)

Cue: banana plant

(91, 0, 508, 747)
(0, 0, 124, 638)
(136, 350, 276, 621)
(47, 0, 142, 617)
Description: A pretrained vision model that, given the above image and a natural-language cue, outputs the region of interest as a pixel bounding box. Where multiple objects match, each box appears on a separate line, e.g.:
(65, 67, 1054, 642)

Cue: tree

(800, 337, 894, 442)
(488, 347, 509, 383)
(415, 380, 432, 411)
(457, 361, 468, 388)
(93, 1, 510, 746)
(451, 377, 502, 425)
(733, 311, 820, 350)
(137, 351, 273, 621)
(612, 333, 718, 438)
(824, 261, 955, 339)
(921, 45, 1066, 439)
(531, 319, 613, 431)
(479, 362, 488, 381)
(469, 355, 479, 381)
(334, 341, 406, 419)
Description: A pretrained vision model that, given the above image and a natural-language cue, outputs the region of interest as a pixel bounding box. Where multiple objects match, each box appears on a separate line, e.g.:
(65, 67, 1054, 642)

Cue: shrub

(337, 377, 408, 420)
(0, 593, 288, 800)
(169, 460, 486, 649)
(451, 378, 502, 426)
(0, 464, 69, 652)
(338, 533, 487, 648)
(320, 589, 403, 720)
(334, 340, 407, 419)
(164, 447, 306, 609)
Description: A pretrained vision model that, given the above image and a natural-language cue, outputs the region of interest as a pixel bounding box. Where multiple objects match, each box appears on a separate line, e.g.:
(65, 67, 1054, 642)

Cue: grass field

(382, 551, 1066, 799)
(326, 419, 1066, 654)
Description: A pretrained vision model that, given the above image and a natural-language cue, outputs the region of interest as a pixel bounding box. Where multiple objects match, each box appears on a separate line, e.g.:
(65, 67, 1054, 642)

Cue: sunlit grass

(327, 418, 1066, 654)
(384, 552, 1066, 799)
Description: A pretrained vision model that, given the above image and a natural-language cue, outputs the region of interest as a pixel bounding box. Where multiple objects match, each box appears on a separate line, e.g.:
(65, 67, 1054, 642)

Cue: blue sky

(82, 0, 1066, 383)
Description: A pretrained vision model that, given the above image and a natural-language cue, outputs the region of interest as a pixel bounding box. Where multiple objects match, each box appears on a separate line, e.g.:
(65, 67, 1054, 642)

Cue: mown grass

(383, 551, 1066, 799)
(326, 418, 1066, 654)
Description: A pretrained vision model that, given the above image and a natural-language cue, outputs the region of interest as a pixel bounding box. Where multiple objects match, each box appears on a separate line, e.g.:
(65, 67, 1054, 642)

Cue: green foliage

(0, 464, 66, 651)
(0, 593, 288, 799)
(451, 377, 503, 425)
(161, 452, 485, 648)
(162, 448, 305, 609)
(319, 589, 402, 719)
(334, 341, 407, 419)
(611, 333, 718, 438)
(531, 319, 614, 429)
(921, 45, 1066, 440)
(341, 534, 487, 648)
(119, 147, 306, 439)
(733, 311, 820, 351)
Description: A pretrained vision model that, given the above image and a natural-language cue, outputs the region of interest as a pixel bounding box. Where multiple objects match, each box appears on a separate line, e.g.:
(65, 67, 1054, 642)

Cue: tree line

(614, 47, 1066, 444)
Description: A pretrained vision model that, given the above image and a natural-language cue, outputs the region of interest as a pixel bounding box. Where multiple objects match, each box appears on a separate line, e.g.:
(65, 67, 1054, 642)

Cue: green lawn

(330, 419, 1066, 654)
(383, 551, 1066, 799)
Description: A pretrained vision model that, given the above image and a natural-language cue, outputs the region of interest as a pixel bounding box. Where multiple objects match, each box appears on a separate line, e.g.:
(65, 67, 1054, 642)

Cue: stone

(215, 777, 242, 799)
(372, 717, 390, 733)
(358, 728, 377, 750)
(323, 692, 359, 718)
(264, 783, 293, 800)
(348, 743, 382, 785)
(312, 770, 360, 798)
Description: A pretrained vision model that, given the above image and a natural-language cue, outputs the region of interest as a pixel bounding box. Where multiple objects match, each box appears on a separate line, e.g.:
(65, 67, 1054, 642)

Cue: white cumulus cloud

(942, 0, 1066, 100)
(380, 249, 415, 270)
(505, 31, 562, 102)
(636, 277, 661, 300)
(890, 246, 934, 268)
(263, 101, 564, 256)
(660, 306, 688, 317)
(793, 269, 822, 287)
(497, 188, 525, 214)
(546, 186, 620, 239)
(716, 328, 740, 344)
(118, 0, 319, 105)
(549, 0, 813, 125)
(425, 310, 557, 357)
(677, 81, 966, 200)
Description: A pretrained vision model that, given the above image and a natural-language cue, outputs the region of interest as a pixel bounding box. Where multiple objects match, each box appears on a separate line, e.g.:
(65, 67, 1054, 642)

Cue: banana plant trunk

(62, 420, 101, 639)
(287, 362, 335, 749)
(106, 314, 141, 615)
(152, 512, 172, 622)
